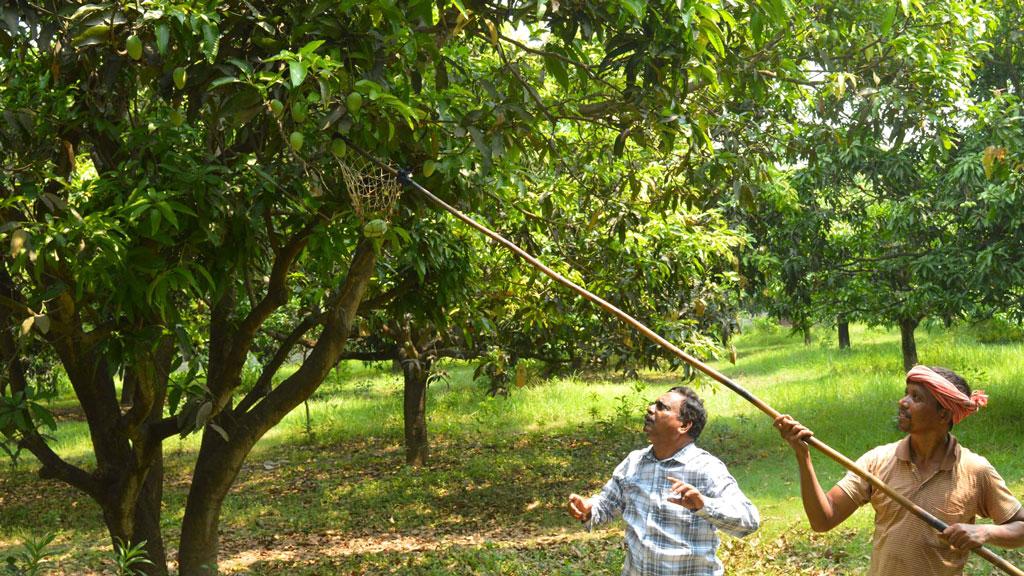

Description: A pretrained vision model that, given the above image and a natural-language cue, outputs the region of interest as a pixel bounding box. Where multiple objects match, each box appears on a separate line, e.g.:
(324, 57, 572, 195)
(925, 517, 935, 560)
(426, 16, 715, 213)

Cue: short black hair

(668, 386, 707, 440)
(929, 366, 970, 429)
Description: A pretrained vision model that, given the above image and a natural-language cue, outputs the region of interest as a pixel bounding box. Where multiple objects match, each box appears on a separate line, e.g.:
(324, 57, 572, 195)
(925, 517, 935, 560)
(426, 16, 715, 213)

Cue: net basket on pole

(336, 156, 403, 222)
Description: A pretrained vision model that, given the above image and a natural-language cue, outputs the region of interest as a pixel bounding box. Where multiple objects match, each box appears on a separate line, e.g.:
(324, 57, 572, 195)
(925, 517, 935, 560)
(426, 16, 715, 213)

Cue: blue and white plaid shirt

(586, 442, 760, 576)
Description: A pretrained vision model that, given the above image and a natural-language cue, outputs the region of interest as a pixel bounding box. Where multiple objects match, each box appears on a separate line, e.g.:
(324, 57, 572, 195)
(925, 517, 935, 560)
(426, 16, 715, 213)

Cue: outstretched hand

(667, 477, 704, 511)
(567, 493, 593, 522)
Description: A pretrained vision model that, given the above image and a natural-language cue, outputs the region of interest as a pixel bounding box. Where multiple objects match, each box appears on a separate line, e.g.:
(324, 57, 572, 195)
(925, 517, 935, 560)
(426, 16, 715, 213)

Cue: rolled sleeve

(835, 450, 877, 507)
(979, 458, 1023, 524)
(587, 471, 626, 529)
(695, 482, 761, 537)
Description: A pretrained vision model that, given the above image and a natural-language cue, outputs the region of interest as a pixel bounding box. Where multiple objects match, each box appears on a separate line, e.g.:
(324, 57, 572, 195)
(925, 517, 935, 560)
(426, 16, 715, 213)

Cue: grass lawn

(1, 322, 1022, 574)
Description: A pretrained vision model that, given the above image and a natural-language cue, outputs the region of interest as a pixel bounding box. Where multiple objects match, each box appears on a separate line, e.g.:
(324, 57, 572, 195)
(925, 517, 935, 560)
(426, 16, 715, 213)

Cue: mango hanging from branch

(173, 66, 187, 89)
(289, 131, 304, 151)
(346, 91, 363, 114)
(363, 219, 388, 238)
(126, 34, 143, 60)
(269, 99, 284, 117)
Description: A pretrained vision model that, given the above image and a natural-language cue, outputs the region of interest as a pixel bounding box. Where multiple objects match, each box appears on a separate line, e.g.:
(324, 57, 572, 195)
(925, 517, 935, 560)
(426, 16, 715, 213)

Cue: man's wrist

(693, 500, 713, 517)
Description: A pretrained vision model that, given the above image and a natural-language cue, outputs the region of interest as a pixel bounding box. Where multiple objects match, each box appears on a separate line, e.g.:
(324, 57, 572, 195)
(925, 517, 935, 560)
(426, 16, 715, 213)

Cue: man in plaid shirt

(568, 386, 760, 575)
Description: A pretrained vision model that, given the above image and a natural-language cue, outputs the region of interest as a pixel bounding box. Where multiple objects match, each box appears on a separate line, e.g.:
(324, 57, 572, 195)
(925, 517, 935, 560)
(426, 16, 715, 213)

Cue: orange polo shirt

(836, 435, 1021, 576)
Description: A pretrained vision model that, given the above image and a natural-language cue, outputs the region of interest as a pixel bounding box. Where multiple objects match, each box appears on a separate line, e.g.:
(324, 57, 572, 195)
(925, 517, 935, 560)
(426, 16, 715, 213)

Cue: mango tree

(0, 0, 807, 573)
(735, 0, 999, 366)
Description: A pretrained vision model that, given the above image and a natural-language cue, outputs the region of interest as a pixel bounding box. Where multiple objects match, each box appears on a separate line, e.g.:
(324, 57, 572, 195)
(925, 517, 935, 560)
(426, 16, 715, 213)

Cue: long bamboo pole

(342, 145, 1024, 576)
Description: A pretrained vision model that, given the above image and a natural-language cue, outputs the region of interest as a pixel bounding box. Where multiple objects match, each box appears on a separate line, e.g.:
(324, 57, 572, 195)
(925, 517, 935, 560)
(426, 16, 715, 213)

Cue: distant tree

(736, 0, 1000, 367)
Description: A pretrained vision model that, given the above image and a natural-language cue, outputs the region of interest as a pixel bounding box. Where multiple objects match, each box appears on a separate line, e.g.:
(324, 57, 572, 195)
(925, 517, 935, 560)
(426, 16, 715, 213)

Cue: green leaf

(201, 22, 220, 63)
(289, 60, 308, 88)
(168, 386, 183, 415)
(299, 39, 326, 55)
(880, 4, 897, 35)
(354, 79, 383, 94)
(155, 23, 170, 55)
(209, 76, 241, 89)
(762, 0, 787, 23)
(450, 0, 469, 18)
(618, 0, 646, 20)
(69, 4, 107, 21)
(156, 202, 179, 229)
(149, 208, 162, 236)
(72, 24, 110, 47)
(543, 54, 570, 89)
(701, 22, 725, 58)
(694, 3, 719, 24)
(227, 57, 253, 75)
(30, 404, 57, 431)
(13, 410, 29, 431)
(750, 10, 764, 47)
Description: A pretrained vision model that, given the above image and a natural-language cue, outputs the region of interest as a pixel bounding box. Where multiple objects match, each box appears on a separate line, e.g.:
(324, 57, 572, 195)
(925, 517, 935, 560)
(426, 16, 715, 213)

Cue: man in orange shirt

(775, 365, 1024, 575)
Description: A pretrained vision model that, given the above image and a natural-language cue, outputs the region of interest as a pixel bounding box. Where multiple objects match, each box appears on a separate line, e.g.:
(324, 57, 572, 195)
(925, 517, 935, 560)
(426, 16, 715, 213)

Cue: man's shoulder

(686, 444, 730, 470)
(619, 446, 653, 466)
(627, 446, 651, 459)
(860, 439, 903, 462)
(954, 443, 997, 473)
(841, 440, 905, 475)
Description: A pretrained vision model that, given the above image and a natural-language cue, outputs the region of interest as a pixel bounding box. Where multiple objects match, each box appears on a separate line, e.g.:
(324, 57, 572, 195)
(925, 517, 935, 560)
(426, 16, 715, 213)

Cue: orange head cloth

(906, 365, 988, 425)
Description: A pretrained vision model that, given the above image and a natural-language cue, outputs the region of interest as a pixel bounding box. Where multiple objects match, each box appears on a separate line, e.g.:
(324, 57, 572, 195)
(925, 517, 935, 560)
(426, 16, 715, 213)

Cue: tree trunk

(121, 370, 137, 406)
(838, 319, 850, 349)
(97, 465, 167, 576)
(401, 350, 431, 467)
(130, 454, 168, 576)
(178, 241, 377, 574)
(802, 326, 811, 345)
(177, 429, 249, 575)
(899, 317, 919, 371)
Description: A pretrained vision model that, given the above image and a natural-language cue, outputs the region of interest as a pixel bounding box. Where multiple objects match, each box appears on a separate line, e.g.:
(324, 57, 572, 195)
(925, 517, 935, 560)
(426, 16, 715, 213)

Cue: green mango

(126, 34, 143, 60)
(269, 99, 284, 117)
(173, 67, 187, 89)
(346, 91, 363, 114)
(289, 131, 305, 152)
(363, 219, 388, 238)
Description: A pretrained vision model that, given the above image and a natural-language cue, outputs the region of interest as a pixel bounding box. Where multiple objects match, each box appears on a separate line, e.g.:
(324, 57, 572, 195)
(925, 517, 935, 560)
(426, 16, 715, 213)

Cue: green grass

(2, 323, 1022, 574)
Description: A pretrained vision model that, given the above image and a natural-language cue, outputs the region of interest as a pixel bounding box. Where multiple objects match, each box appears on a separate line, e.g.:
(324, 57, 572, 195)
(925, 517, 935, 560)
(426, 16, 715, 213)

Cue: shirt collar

(643, 441, 697, 464)
(894, 434, 960, 471)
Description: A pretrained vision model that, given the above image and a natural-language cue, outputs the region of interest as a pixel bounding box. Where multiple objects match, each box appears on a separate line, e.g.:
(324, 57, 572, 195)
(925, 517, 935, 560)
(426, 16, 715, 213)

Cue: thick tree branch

(123, 336, 175, 440)
(207, 222, 317, 410)
(242, 240, 378, 433)
(234, 310, 325, 415)
(20, 432, 102, 498)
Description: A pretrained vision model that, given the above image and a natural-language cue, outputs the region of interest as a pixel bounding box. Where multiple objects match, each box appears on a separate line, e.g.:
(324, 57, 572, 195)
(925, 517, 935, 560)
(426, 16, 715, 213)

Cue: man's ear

(939, 407, 953, 426)
(679, 420, 693, 435)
